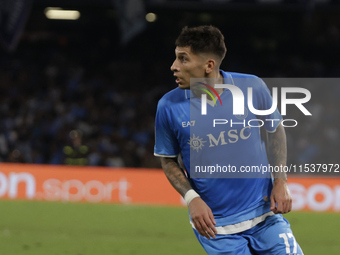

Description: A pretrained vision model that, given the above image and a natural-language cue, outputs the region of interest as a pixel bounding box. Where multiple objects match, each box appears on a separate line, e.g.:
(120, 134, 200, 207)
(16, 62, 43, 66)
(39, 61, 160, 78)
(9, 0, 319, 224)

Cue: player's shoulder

(222, 70, 259, 79)
(157, 87, 187, 109)
(222, 70, 267, 90)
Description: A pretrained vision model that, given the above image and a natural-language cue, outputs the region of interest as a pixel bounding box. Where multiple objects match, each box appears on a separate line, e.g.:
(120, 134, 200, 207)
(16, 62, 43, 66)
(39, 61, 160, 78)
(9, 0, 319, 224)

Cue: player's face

(170, 46, 207, 89)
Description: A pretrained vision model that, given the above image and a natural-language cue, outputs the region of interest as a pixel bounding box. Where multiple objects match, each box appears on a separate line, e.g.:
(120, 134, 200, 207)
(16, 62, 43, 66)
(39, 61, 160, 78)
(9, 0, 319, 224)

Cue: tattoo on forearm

(161, 158, 192, 197)
(267, 125, 287, 180)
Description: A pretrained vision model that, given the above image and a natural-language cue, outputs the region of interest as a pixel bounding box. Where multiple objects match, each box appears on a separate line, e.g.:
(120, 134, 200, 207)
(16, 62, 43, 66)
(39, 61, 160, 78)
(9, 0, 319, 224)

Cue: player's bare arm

(160, 157, 192, 196)
(266, 124, 292, 214)
(160, 157, 217, 239)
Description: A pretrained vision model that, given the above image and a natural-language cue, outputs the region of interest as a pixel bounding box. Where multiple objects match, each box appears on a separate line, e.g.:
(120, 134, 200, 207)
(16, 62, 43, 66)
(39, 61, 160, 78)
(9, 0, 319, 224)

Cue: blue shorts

(193, 214, 303, 255)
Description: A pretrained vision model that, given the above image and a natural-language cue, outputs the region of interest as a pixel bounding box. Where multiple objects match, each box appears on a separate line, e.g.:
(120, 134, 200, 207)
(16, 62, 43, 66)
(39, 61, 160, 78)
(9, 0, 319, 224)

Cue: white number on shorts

(279, 233, 297, 254)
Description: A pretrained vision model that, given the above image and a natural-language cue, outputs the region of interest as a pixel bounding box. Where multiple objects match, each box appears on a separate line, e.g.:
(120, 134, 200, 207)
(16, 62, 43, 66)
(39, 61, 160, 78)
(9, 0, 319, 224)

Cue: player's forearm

(267, 124, 287, 181)
(160, 157, 192, 197)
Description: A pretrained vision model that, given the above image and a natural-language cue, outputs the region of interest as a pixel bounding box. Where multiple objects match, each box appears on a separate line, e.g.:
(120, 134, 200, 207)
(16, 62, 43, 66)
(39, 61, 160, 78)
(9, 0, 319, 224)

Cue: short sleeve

(154, 99, 180, 157)
(253, 79, 282, 132)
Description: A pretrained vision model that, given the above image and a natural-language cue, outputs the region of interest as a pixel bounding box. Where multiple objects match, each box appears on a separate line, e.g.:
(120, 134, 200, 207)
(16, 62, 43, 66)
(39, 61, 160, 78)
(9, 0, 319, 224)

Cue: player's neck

(191, 71, 224, 99)
(207, 70, 224, 95)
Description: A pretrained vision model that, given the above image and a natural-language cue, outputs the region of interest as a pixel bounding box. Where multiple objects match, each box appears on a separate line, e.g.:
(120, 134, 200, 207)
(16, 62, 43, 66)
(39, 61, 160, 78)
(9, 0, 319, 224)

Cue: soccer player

(154, 26, 303, 255)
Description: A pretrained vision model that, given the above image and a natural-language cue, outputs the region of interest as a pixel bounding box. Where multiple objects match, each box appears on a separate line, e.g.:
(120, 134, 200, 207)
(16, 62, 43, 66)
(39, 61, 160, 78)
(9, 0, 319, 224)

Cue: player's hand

(270, 178, 292, 214)
(189, 197, 217, 239)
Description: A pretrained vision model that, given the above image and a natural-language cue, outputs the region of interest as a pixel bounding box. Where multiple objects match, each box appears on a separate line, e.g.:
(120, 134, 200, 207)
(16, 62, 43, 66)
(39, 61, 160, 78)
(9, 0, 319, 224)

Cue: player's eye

(179, 56, 188, 62)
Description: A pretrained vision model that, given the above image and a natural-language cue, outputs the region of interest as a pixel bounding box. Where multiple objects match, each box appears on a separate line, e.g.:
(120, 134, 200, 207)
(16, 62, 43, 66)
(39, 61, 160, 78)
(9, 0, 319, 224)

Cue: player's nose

(170, 59, 179, 72)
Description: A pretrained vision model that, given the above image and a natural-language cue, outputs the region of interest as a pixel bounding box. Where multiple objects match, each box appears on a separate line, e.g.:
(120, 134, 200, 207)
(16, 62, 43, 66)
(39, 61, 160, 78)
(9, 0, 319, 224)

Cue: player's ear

(205, 58, 216, 74)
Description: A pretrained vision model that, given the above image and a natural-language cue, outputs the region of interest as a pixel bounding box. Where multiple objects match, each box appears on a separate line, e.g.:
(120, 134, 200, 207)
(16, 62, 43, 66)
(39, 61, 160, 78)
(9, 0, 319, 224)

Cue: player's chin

(178, 83, 190, 89)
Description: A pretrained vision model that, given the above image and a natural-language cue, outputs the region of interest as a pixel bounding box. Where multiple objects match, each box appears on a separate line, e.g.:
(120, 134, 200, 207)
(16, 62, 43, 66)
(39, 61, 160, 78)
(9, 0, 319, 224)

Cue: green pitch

(0, 200, 339, 255)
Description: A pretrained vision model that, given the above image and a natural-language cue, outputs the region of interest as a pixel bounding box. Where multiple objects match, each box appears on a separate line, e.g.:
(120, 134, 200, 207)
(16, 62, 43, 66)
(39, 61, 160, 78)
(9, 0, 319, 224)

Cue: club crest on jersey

(188, 134, 206, 152)
(235, 107, 248, 120)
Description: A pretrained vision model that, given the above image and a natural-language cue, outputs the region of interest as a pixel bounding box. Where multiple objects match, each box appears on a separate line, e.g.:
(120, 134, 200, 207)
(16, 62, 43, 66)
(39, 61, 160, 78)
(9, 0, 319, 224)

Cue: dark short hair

(175, 26, 227, 60)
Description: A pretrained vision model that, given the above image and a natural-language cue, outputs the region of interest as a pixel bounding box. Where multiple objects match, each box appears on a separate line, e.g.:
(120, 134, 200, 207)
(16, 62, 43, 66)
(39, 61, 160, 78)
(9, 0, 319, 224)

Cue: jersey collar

(185, 70, 233, 100)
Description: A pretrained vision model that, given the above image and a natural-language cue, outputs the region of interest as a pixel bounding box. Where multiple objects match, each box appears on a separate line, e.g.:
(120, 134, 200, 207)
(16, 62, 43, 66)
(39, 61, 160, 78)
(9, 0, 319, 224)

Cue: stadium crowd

(0, 10, 339, 170)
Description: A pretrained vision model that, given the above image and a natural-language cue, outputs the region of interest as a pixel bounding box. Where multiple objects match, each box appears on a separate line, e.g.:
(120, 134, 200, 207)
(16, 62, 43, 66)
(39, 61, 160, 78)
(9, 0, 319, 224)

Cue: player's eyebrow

(177, 52, 189, 56)
(176, 52, 191, 59)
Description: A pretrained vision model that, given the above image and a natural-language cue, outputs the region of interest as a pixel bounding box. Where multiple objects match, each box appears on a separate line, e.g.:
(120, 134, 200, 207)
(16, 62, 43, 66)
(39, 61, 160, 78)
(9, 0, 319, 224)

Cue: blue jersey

(154, 70, 282, 227)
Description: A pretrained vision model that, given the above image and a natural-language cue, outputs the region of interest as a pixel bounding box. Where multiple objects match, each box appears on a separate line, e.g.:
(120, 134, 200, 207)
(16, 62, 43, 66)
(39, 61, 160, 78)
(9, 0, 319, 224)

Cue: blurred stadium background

(0, 0, 339, 254)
